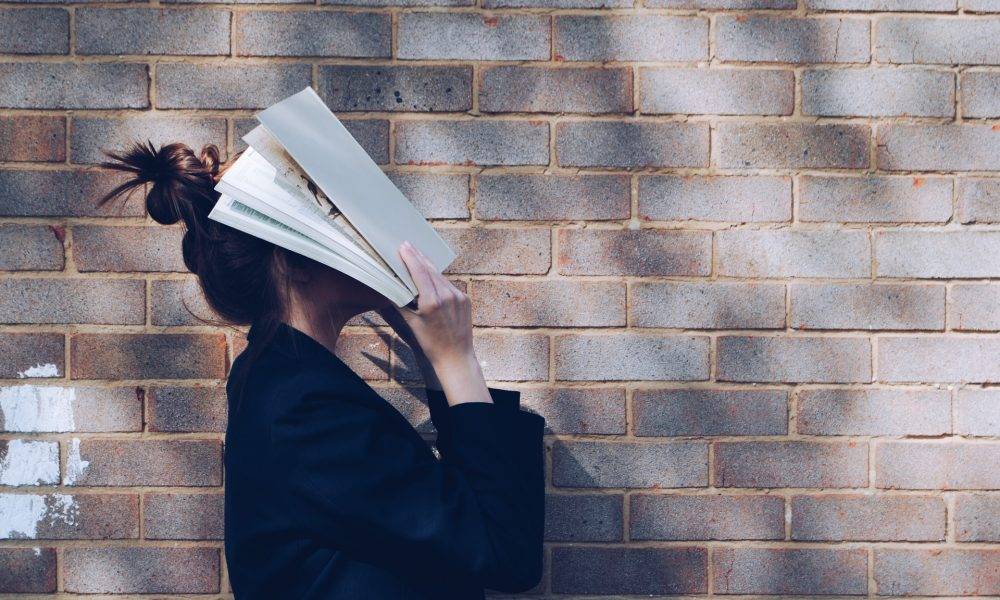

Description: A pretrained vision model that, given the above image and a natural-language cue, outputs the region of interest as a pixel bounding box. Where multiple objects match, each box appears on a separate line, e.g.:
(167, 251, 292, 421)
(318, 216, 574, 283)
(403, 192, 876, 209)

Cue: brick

(0, 493, 138, 539)
(472, 333, 548, 381)
(956, 389, 1000, 436)
(963, 70, 1000, 117)
(555, 15, 707, 62)
(557, 121, 709, 168)
(876, 440, 1000, 489)
(324, 0, 470, 6)
(551, 547, 706, 595)
(481, 67, 631, 114)
(77, 8, 228, 55)
(558, 229, 711, 276)
(790, 283, 945, 330)
(148, 386, 227, 432)
(552, 440, 707, 488)
(798, 388, 950, 436)
(880, 336, 1000, 382)
(875, 549, 1000, 596)
(958, 178, 1000, 223)
(0, 116, 64, 161)
(719, 336, 871, 384)
(71, 333, 227, 380)
(437, 228, 549, 274)
(966, 0, 1000, 9)
(0, 440, 59, 485)
(0, 333, 64, 379)
(0, 62, 148, 109)
(876, 18, 1000, 65)
(717, 16, 869, 63)
(716, 123, 869, 169)
(388, 173, 469, 219)
(63, 547, 220, 594)
(396, 120, 548, 166)
(150, 279, 217, 326)
(631, 282, 786, 329)
(640, 68, 793, 116)
(144, 493, 224, 539)
(374, 385, 432, 432)
(716, 441, 869, 488)
(0, 385, 142, 432)
(0, 278, 144, 325)
(398, 13, 549, 60)
(64, 439, 222, 486)
(713, 548, 867, 595)
(0, 548, 55, 593)
(634, 388, 788, 436)
(0, 9, 68, 54)
(0, 169, 143, 217)
(235, 11, 389, 57)
(519, 387, 626, 434)
(877, 124, 1000, 171)
(809, 0, 954, 8)
(717, 230, 870, 278)
(341, 120, 389, 164)
(631, 494, 785, 540)
(955, 493, 1000, 541)
(470, 280, 624, 327)
(792, 494, 945, 541)
(477, 174, 629, 221)
(0, 225, 63, 271)
(554, 334, 710, 381)
(803, 68, 954, 117)
(486, 0, 629, 7)
(71, 116, 226, 165)
(156, 63, 311, 109)
(879, 231, 1000, 279)
(334, 332, 390, 381)
(638, 175, 791, 223)
(73, 226, 185, 272)
(953, 285, 1000, 331)
(545, 494, 622, 542)
(800, 175, 952, 224)
(318, 65, 470, 112)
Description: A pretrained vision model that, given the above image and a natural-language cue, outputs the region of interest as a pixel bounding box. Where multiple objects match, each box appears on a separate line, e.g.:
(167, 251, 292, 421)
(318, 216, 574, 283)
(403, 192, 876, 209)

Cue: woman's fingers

(399, 241, 440, 309)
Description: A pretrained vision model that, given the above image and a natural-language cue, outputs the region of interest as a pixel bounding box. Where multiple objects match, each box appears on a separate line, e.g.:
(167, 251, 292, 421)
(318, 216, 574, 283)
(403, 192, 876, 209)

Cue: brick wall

(0, 0, 998, 595)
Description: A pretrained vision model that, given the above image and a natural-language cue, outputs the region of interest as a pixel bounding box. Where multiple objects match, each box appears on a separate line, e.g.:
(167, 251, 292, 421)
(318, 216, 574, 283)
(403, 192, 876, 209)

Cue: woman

(98, 141, 545, 599)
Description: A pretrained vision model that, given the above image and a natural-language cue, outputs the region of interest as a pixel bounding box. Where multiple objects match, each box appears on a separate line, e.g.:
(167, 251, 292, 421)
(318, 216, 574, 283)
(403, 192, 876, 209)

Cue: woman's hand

(376, 303, 443, 391)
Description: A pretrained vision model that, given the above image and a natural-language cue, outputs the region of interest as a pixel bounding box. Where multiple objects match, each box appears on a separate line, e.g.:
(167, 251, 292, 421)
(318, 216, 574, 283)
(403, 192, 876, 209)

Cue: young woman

(98, 141, 545, 599)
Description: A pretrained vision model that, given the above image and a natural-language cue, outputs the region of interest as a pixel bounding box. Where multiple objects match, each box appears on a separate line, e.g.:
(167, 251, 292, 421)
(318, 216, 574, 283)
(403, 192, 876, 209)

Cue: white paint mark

(17, 363, 60, 379)
(33, 547, 41, 556)
(0, 440, 59, 486)
(0, 493, 74, 539)
(64, 438, 89, 486)
(0, 386, 76, 432)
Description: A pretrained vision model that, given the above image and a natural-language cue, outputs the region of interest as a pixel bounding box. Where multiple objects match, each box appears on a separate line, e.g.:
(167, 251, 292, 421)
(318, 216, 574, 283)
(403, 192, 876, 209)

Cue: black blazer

(223, 320, 546, 599)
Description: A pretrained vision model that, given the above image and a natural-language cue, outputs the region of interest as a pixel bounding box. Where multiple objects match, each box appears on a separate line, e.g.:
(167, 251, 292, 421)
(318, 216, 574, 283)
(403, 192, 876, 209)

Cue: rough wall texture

(0, 0, 999, 596)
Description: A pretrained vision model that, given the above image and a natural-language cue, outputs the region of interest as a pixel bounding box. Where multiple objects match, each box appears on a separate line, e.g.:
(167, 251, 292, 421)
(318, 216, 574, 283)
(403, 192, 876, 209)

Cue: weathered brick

(0, 278, 144, 325)
(0, 225, 64, 271)
(633, 388, 788, 436)
(63, 547, 220, 594)
(631, 494, 784, 540)
(545, 494, 622, 542)
(963, 70, 1000, 117)
(716, 123, 869, 169)
(518, 387, 626, 434)
(800, 175, 952, 223)
(790, 283, 945, 330)
(485, 0, 628, 7)
(715, 441, 869, 488)
(719, 336, 871, 383)
(554, 334, 710, 381)
(470, 333, 548, 381)
(0, 440, 59, 485)
(717, 229, 870, 278)
(876, 18, 1000, 65)
(396, 120, 548, 166)
(0, 385, 142, 432)
(0, 333, 64, 379)
(148, 386, 227, 432)
(958, 178, 1000, 223)
(398, 13, 549, 60)
(798, 388, 950, 436)
(878, 231, 1000, 278)
(156, 63, 311, 109)
(638, 175, 791, 223)
(558, 229, 711, 276)
(71, 333, 227, 380)
(0, 8, 68, 54)
(876, 441, 1000, 489)
(552, 440, 707, 488)
(318, 65, 470, 112)
(875, 549, 1000, 596)
(144, 493, 224, 540)
(76, 8, 228, 55)
(235, 11, 389, 57)
(803, 68, 954, 117)
(0, 548, 55, 593)
(557, 121, 709, 168)
(436, 228, 549, 274)
(0, 116, 64, 162)
(880, 336, 1000, 382)
(481, 67, 631, 114)
(713, 548, 868, 595)
(0, 62, 148, 109)
(71, 116, 226, 165)
(956, 389, 1000, 436)
(64, 439, 222, 486)
(717, 16, 869, 63)
(388, 173, 469, 219)
(150, 279, 216, 326)
(323, 0, 470, 6)
(477, 174, 629, 221)
(792, 494, 945, 541)
(552, 547, 706, 595)
(809, 0, 954, 8)
(878, 124, 1000, 171)
(631, 282, 785, 329)
(640, 68, 793, 115)
(0, 169, 143, 217)
(470, 280, 625, 327)
(73, 226, 185, 272)
(555, 15, 707, 61)
(0, 493, 138, 539)
(955, 493, 1000, 541)
(952, 285, 1000, 331)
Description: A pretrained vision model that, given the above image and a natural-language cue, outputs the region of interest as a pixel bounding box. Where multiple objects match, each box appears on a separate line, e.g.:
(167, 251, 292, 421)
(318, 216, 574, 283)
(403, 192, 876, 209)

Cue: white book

(208, 86, 456, 307)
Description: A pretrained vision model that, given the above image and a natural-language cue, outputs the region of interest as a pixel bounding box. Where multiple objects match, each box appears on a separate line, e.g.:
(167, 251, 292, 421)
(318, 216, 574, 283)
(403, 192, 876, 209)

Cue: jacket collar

(246, 319, 338, 363)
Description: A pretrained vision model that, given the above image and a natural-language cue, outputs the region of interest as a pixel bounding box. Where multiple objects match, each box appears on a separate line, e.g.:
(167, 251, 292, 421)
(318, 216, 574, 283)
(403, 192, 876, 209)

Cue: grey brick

(877, 441, 1000, 490)
(640, 68, 793, 116)
(951, 284, 1000, 331)
(876, 231, 1000, 278)
(792, 495, 945, 541)
(552, 440, 708, 488)
(651, 0, 794, 6)
(436, 228, 550, 274)
(877, 549, 1000, 596)
(73, 226, 185, 273)
(387, 173, 469, 219)
(318, 65, 471, 112)
(631, 494, 785, 540)
(638, 175, 791, 222)
(0, 169, 143, 217)
(964, 71, 1000, 117)
(236, 117, 388, 164)
(476, 174, 629, 221)
(558, 229, 712, 276)
(324, 0, 469, 6)
(713, 548, 868, 595)
(803, 68, 954, 117)
(545, 494, 622, 542)
(481, 67, 631, 114)
(878, 124, 1000, 171)
(956, 389, 1000, 436)
(486, 0, 629, 7)
(63, 547, 219, 594)
(70, 116, 226, 165)
(398, 13, 549, 60)
(631, 281, 786, 329)
(716, 230, 871, 278)
(797, 388, 951, 435)
(0, 548, 54, 593)
(557, 121, 709, 168)
(0, 225, 64, 271)
(717, 16, 870, 63)
(0, 333, 64, 379)
(790, 283, 946, 330)
(633, 388, 788, 436)
(0, 278, 144, 325)
(808, 0, 955, 8)
(554, 333, 710, 381)
(552, 547, 707, 595)
(396, 120, 548, 166)
(718, 336, 872, 383)
(144, 493, 223, 540)
(235, 11, 389, 57)
(148, 386, 227, 432)
(800, 175, 952, 223)
(150, 279, 216, 326)
(518, 387, 626, 434)
(76, 8, 229, 56)
(958, 178, 1000, 223)
(156, 63, 311, 109)
(716, 123, 869, 169)
(555, 15, 708, 62)
(876, 18, 1000, 65)
(715, 441, 870, 488)
(955, 493, 1000, 541)
(0, 116, 64, 162)
(879, 336, 1000, 383)
(470, 280, 625, 327)
(0, 63, 148, 109)
(0, 8, 68, 54)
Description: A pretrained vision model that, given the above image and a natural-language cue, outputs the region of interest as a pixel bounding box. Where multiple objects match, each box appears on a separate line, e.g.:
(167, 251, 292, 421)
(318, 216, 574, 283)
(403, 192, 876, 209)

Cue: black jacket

(223, 320, 546, 599)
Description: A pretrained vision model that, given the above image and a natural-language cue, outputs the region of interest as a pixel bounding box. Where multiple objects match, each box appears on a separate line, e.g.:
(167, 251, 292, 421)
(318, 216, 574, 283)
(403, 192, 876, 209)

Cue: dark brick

(518, 387, 626, 435)
(0, 333, 64, 379)
(631, 494, 785, 540)
(545, 494, 622, 542)
(0, 169, 143, 217)
(144, 493, 224, 540)
(150, 279, 217, 326)
(76, 8, 229, 55)
(557, 121, 709, 168)
(71, 116, 226, 165)
(0, 116, 64, 161)
(552, 440, 707, 488)
(633, 388, 788, 436)
(552, 547, 707, 595)
(148, 386, 227, 432)
(73, 226, 185, 272)
(0, 548, 56, 593)
(156, 63, 311, 109)
(71, 333, 228, 380)
(715, 441, 869, 488)
(718, 336, 872, 383)
(558, 229, 711, 276)
(64, 439, 222, 486)
(0, 62, 148, 109)
(0, 8, 68, 54)
(234, 11, 390, 57)
(63, 547, 220, 593)
(0, 278, 144, 325)
(716, 122, 870, 169)
(437, 228, 550, 274)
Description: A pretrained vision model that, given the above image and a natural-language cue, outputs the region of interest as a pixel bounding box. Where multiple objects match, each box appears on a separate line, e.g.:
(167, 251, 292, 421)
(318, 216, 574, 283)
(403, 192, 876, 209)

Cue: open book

(208, 86, 456, 307)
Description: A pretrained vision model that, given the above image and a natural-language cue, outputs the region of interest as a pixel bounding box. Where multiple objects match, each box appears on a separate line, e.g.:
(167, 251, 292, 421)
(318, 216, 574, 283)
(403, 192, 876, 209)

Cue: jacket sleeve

(268, 385, 545, 592)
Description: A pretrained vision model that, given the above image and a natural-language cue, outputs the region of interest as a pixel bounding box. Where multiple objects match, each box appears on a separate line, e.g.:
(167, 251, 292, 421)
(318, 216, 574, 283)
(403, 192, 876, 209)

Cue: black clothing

(223, 320, 545, 599)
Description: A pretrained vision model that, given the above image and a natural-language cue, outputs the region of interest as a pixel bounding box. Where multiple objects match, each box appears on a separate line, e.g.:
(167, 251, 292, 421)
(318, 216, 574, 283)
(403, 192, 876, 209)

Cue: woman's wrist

(432, 352, 492, 406)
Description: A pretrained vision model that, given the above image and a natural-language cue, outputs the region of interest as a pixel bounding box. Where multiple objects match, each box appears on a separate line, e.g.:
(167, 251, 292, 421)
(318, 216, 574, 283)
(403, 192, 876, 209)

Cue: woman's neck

(284, 301, 352, 357)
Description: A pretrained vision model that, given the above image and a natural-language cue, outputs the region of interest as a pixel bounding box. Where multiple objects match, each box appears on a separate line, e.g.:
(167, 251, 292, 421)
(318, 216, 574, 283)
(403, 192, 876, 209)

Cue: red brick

(0, 547, 56, 593)
(0, 116, 64, 161)
(63, 547, 220, 594)
(0, 333, 64, 379)
(470, 279, 625, 327)
(144, 492, 224, 540)
(875, 549, 1000, 596)
(633, 388, 788, 436)
(150, 278, 217, 326)
(797, 388, 951, 436)
(545, 493, 622, 542)
(148, 386, 227, 432)
(0, 278, 145, 325)
(0, 493, 138, 539)
(71, 333, 228, 380)
(0, 224, 64, 271)
(64, 439, 222, 486)
(73, 225, 186, 272)
(519, 387, 626, 434)
(875, 440, 1000, 489)
(437, 228, 550, 275)
(0, 385, 142, 432)
(715, 441, 868, 488)
(557, 229, 711, 276)
(791, 494, 945, 541)
(631, 494, 784, 540)
(552, 547, 706, 595)
(714, 547, 867, 595)
(955, 493, 1000, 542)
